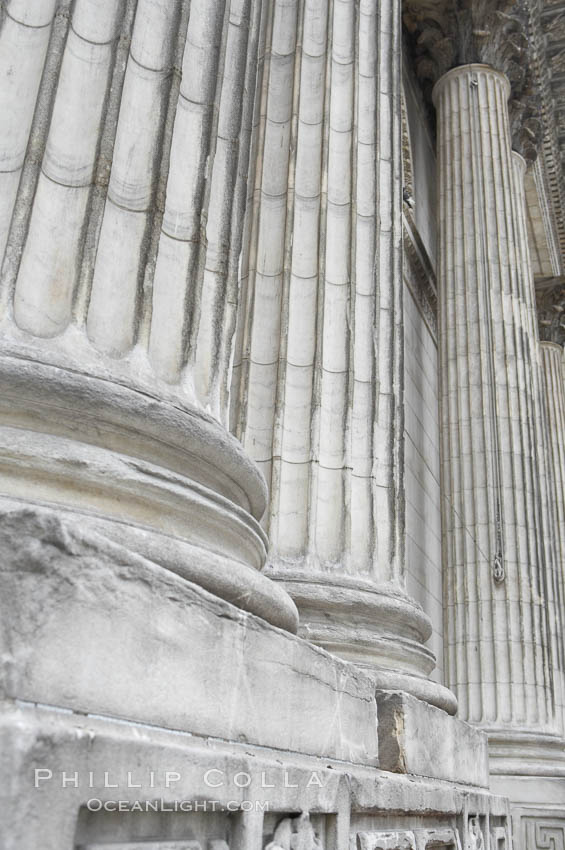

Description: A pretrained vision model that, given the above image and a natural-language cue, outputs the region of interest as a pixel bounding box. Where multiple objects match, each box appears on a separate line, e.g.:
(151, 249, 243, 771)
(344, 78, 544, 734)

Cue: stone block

(0, 507, 378, 766)
(376, 690, 489, 787)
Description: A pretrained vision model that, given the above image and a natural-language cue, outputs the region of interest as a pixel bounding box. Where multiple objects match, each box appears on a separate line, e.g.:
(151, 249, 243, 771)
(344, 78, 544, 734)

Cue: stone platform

(0, 509, 509, 850)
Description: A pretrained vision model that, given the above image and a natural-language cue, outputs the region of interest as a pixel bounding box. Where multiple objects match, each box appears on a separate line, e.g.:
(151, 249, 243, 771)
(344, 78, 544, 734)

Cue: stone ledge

(0, 508, 377, 765)
(0, 703, 508, 850)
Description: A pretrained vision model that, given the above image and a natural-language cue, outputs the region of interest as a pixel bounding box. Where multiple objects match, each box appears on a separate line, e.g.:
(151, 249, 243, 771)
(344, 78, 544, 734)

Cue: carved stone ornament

(264, 814, 324, 850)
(468, 819, 485, 850)
(403, 0, 542, 160)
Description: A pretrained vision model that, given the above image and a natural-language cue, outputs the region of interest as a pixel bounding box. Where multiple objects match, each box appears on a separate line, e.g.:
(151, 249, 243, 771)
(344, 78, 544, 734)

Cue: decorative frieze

(523, 819, 565, 850)
(355, 827, 461, 850)
(403, 214, 438, 338)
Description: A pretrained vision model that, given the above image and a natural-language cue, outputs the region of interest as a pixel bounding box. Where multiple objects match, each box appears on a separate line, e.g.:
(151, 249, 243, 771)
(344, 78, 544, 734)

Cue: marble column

(0, 0, 298, 632)
(513, 166, 565, 740)
(229, 0, 455, 712)
(540, 343, 565, 584)
(539, 340, 565, 721)
(434, 64, 563, 743)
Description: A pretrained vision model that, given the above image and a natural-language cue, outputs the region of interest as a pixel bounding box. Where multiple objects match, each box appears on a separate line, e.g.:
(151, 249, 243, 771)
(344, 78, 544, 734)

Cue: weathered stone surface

(277, 572, 457, 715)
(0, 703, 509, 850)
(376, 691, 489, 787)
(0, 507, 376, 765)
(0, 354, 299, 633)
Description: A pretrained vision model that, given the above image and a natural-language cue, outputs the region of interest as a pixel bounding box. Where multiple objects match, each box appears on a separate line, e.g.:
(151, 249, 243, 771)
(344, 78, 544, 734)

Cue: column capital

(403, 0, 542, 161)
(536, 276, 565, 346)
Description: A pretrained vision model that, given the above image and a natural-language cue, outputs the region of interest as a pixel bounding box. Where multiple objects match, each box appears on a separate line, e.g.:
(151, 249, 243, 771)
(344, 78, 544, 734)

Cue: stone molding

(525, 0, 565, 270)
(403, 212, 438, 340)
(266, 567, 458, 715)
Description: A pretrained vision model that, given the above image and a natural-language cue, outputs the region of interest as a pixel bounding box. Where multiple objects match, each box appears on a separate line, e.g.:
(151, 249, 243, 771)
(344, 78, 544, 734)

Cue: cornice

(522, 0, 565, 270)
(403, 212, 438, 338)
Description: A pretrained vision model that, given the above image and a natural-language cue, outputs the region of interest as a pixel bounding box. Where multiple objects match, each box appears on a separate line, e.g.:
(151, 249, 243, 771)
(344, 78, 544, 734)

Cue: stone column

(540, 342, 565, 585)
(539, 332, 565, 728)
(0, 0, 297, 633)
(434, 64, 563, 741)
(229, 0, 455, 712)
(513, 169, 565, 736)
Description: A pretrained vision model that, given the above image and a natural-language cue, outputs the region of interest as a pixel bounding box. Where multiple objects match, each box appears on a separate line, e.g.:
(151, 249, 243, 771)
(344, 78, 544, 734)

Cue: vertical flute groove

(86, 0, 182, 355)
(14, 0, 128, 338)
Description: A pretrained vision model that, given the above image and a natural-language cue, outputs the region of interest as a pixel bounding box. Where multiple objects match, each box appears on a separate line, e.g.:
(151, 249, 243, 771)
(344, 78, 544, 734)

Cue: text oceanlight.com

(84, 800, 271, 813)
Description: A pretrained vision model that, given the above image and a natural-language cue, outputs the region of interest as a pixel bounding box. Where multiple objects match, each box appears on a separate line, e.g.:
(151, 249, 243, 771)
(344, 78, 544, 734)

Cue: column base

(486, 731, 565, 850)
(0, 351, 298, 632)
(488, 730, 565, 779)
(267, 568, 458, 715)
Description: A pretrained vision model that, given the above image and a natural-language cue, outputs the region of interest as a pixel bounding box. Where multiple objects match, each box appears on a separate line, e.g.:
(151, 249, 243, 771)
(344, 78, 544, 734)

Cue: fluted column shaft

(0, 0, 298, 632)
(541, 342, 565, 573)
(0, 0, 269, 419)
(232, 0, 403, 576)
(540, 341, 565, 706)
(228, 0, 454, 712)
(513, 159, 565, 733)
(435, 64, 562, 737)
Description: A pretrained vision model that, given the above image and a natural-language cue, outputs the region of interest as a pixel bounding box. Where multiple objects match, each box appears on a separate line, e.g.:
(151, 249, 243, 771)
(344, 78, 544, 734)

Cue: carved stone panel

(523, 819, 565, 850)
(490, 825, 509, 850)
(263, 813, 328, 850)
(355, 827, 461, 850)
